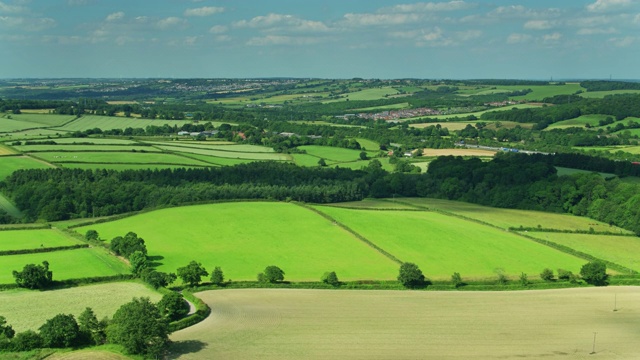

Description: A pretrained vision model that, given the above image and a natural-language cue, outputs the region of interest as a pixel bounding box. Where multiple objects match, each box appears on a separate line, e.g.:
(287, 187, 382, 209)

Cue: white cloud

(577, 27, 616, 35)
(234, 13, 330, 32)
(156, 17, 187, 29)
(385, 1, 474, 13)
(209, 25, 227, 34)
(184, 36, 198, 45)
(608, 35, 635, 46)
(634, 13, 640, 23)
(543, 32, 562, 43)
(587, 0, 631, 13)
(184, 6, 224, 17)
(506, 33, 532, 44)
(567, 16, 611, 27)
(489, 5, 561, 19)
(246, 35, 323, 46)
(0, 16, 55, 31)
(214, 34, 230, 42)
(524, 20, 556, 30)
(105, 11, 124, 22)
(0, 1, 27, 13)
(455, 29, 482, 41)
(342, 13, 420, 27)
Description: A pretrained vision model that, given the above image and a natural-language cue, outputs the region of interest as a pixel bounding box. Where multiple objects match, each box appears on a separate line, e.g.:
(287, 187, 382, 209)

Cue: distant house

(177, 131, 190, 136)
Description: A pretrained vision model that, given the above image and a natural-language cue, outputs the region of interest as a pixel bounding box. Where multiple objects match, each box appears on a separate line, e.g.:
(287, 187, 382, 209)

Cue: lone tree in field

(13, 261, 53, 289)
(451, 272, 463, 288)
(84, 230, 99, 241)
(107, 297, 168, 358)
(177, 260, 209, 287)
(321, 271, 339, 286)
(210, 266, 224, 286)
(259, 266, 285, 283)
(580, 261, 608, 286)
(540, 268, 554, 281)
(398, 262, 425, 288)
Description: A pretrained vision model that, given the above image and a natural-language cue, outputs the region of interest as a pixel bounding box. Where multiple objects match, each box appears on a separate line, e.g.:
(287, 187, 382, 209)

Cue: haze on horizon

(1, 0, 639, 80)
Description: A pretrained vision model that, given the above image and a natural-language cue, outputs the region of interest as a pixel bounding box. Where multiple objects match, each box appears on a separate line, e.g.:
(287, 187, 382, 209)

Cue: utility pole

(590, 332, 597, 354)
(613, 293, 617, 312)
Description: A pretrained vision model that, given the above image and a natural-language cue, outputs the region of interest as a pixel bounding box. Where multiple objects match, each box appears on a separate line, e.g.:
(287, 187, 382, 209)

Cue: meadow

(393, 198, 629, 233)
(75, 202, 399, 282)
(0, 247, 129, 284)
(0, 155, 53, 180)
(297, 145, 376, 162)
(0, 114, 76, 133)
(0, 229, 81, 251)
(48, 115, 193, 132)
(30, 151, 212, 166)
(527, 233, 640, 273)
(0, 282, 161, 332)
(313, 206, 586, 279)
(170, 287, 640, 359)
(546, 114, 610, 129)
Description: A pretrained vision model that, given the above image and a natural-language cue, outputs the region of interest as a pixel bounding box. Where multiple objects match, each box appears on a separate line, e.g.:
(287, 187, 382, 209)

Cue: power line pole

(590, 332, 597, 354)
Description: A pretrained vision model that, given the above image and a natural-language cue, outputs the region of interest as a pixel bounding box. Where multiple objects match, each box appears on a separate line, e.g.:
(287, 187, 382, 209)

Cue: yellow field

(0, 145, 18, 155)
(420, 148, 496, 157)
(170, 287, 640, 359)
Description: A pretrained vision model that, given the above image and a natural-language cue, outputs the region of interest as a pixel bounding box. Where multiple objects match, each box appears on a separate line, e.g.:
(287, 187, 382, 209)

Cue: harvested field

(170, 287, 640, 359)
(420, 148, 496, 157)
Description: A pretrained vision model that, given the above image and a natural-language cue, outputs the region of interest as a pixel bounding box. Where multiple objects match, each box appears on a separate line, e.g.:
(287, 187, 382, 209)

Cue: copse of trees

(12, 261, 53, 289)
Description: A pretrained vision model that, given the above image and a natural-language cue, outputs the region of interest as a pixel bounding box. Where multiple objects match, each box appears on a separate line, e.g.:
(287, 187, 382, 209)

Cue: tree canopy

(12, 261, 53, 289)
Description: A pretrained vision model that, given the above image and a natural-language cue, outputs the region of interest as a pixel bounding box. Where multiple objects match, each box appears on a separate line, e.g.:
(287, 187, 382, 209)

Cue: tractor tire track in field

(295, 202, 403, 265)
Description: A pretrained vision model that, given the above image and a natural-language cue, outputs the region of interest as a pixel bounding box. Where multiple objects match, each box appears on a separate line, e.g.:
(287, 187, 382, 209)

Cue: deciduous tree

(398, 262, 425, 288)
(12, 261, 53, 289)
(177, 261, 209, 287)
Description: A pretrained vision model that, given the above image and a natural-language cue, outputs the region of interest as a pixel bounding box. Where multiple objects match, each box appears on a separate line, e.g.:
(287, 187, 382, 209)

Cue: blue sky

(1, 0, 639, 79)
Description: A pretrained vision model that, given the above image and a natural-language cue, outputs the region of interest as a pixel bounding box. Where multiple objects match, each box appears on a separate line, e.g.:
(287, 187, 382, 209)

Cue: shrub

(210, 266, 224, 286)
(12, 261, 53, 289)
(540, 268, 554, 281)
(39, 314, 80, 348)
(519, 272, 529, 287)
(176, 261, 209, 287)
(321, 271, 340, 286)
(85, 230, 99, 241)
(157, 293, 190, 322)
(10, 330, 42, 351)
(398, 263, 425, 288)
(260, 266, 285, 283)
(580, 261, 608, 286)
(451, 272, 463, 288)
(557, 268, 573, 280)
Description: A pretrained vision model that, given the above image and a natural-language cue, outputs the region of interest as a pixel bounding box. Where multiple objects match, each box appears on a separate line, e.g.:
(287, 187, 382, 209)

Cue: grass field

(298, 145, 375, 162)
(0, 114, 76, 133)
(157, 145, 289, 160)
(0, 156, 53, 179)
(579, 89, 640, 98)
(36, 138, 139, 144)
(16, 144, 162, 152)
(0, 229, 81, 251)
(395, 198, 630, 233)
(49, 115, 192, 132)
(419, 148, 496, 157)
(313, 206, 586, 279)
(323, 87, 399, 103)
(546, 114, 610, 129)
(30, 151, 212, 165)
(0, 282, 161, 332)
(75, 202, 399, 281)
(170, 287, 640, 359)
(0, 247, 129, 284)
(527, 233, 640, 272)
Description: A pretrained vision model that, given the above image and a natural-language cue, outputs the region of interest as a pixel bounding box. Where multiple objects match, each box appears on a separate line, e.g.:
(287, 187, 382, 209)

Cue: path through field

(169, 287, 640, 359)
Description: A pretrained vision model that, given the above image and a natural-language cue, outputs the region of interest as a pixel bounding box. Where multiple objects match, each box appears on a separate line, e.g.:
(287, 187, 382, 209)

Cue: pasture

(0, 229, 81, 251)
(527, 233, 640, 272)
(0, 247, 129, 284)
(0, 114, 76, 133)
(298, 145, 376, 162)
(0, 282, 161, 332)
(579, 89, 640, 98)
(394, 198, 630, 233)
(155, 145, 289, 161)
(48, 115, 192, 132)
(419, 148, 496, 157)
(313, 206, 586, 279)
(0, 156, 53, 179)
(546, 114, 610, 129)
(75, 202, 399, 282)
(30, 151, 212, 166)
(170, 287, 640, 359)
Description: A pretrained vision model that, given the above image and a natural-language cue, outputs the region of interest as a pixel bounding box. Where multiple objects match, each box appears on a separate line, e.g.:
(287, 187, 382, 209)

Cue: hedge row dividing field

(0, 229, 82, 251)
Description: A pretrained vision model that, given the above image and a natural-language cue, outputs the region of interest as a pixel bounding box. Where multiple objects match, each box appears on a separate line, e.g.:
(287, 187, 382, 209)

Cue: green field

(298, 145, 373, 162)
(157, 145, 290, 160)
(30, 151, 212, 165)
(527, 233, 640, 272)
(171, 287, 640, 359)
(16, 144, 162, 152)
(546, 114, 610, 129)
(354, 138, 380, 151)
(313, 206, 586, 279)
(49, 115, 192, 132)
(556, 166, 615, 178)
(0, 155, 53, 179)
(394, 198, 630, 233)
(0, 247, 129, 284)
(75, 202, 399, 281)
(579, 89, 640, 98)
(57, 163, 202, 171)
(34, 137, 139, 145)
(0, 114, 76, 133)
(0, 282, 161, 332)
(0, 229, 81, 251)
(323, 87, 399, 103)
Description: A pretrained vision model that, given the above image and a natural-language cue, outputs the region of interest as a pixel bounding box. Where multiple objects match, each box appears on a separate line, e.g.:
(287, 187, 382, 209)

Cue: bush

(398, 262, 425, 288)
(580, 261, 608, 286)
(321, 271, 339, 286)
(451, 272, 463, 288)
(10, 330, 42, 351)
(519, 272, 529, 287)
(210, 266, 224, 286)
(141, 269, 176, 289)
(540, 268, 554, 281)
(157, 292, 190, 321)
(176, 261, 209, 287)
(557, 268, 573, 280)
(12, 261, 53, 289)
(39, 314, 80, 348)
(85, 230, 99, 241)
(260, 266, 285, 283)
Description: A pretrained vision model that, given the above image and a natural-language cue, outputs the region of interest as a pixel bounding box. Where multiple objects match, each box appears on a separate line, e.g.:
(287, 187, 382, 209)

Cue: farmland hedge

(0, 244, 88, 256)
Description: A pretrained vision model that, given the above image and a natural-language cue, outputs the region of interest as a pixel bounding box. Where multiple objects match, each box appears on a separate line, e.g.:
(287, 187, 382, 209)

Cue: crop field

(0, 229, 81, 251)
(0, 128, 68, 139)
(325, 199, 418, 210)
(36, 137, 139, 144)
(30, 151, 212, 166)
(508, 83, 585, 100)
(174, 153, 252, 166)
(48, 115, 192, 132)
(0, 282, 161, 332)
(424, 104, 541, 121)
(579, 89, 640, 98)
(170, 287, 640, 359)
(0, 156, 53, 179)
(323, 87, 399, 103)
(420, 148, 496, 157)
(546, 114, 610, 129)
(15, 144, 162, 152)
(527, 233, 640, 272)
(394, 198, 630, 233)
(313, 206, 586, 279)
(349, 102, 410, 112)
(0, 144, 18, 155)
(0, 114, 76, 133)
(298, 145, 375, 162)
(156, 145, 290, 160)
(75, 202, 399, 281)
(0, 247, 129, 284)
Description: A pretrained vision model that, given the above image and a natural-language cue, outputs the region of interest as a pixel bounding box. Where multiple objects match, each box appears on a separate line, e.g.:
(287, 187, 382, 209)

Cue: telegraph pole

(590, 332, 597, 354)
